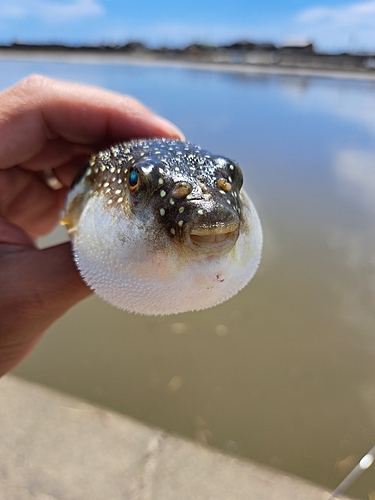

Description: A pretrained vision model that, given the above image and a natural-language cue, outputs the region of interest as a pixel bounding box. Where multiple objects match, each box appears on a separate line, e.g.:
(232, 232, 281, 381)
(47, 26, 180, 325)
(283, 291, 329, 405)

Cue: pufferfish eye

(228, 163, 243, 190)
(128, 169, 140, 193)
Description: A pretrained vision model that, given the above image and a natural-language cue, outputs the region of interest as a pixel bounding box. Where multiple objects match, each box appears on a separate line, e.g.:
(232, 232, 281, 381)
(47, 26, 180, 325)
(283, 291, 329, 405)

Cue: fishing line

(328, 444, 375, 499)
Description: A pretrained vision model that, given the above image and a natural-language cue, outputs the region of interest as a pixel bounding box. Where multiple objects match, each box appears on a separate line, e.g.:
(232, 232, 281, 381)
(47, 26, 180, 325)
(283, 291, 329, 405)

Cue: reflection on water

(2, 58, 375, 498)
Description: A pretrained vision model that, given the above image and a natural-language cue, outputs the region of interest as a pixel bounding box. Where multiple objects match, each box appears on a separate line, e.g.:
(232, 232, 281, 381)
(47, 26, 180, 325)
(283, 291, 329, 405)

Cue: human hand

(0, 75, 184, 377)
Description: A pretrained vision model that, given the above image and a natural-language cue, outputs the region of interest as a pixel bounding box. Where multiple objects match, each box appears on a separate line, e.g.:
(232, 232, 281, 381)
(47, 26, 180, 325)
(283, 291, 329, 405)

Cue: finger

(4, 242, 91, 312)
(0, 241, 91, 376)
(20, 137, 93, 172)
(0, 168, 61, 237)
(0, 75, 184, 170)
(0, 217, 35, 247)
(49, 158, 92, 188)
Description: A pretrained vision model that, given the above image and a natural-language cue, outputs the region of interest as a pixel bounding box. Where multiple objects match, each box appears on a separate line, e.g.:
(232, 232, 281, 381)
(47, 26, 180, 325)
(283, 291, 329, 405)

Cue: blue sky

(0, 0, 375, 53)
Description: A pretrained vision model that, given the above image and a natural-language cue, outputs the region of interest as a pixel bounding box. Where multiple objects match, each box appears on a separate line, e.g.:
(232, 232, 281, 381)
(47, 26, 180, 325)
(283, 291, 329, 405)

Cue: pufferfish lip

(187, 222, 239, 253)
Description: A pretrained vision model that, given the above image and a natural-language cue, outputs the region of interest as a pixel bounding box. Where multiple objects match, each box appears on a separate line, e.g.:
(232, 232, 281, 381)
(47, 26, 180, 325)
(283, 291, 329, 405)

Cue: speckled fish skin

(63, 138, 262, 315)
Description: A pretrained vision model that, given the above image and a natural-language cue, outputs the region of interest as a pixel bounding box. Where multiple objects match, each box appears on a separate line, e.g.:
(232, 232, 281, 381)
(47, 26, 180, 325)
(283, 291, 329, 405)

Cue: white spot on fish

(142, 165, 154, 174)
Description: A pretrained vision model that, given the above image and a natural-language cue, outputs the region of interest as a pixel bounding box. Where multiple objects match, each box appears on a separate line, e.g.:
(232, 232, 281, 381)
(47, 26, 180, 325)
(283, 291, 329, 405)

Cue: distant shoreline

(1, 49, 375, 82)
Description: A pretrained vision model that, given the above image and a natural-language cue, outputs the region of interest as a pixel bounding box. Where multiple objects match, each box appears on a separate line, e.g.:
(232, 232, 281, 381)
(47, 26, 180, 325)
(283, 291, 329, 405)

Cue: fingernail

(153, 115, 186, 141)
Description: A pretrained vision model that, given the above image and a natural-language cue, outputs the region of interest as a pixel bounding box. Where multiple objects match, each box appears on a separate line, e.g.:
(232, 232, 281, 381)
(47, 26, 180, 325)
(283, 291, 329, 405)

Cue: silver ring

(44, 169, 63, 190)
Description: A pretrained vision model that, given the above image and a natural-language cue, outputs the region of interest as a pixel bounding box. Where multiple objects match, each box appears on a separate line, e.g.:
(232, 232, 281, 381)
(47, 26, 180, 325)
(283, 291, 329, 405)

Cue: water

(2, 57, 375, 498)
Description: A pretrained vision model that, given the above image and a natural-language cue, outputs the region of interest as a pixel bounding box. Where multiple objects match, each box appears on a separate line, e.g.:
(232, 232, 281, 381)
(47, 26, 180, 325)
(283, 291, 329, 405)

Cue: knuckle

(15, 74, 52, 96)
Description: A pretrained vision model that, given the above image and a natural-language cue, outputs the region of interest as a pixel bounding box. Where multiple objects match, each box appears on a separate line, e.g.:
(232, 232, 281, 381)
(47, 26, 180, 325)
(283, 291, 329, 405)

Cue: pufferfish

(62, 138, 262, 315)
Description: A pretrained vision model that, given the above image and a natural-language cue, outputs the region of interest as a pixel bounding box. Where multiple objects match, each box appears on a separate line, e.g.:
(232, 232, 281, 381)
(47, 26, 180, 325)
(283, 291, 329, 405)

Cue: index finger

(0, 75, 184, 170)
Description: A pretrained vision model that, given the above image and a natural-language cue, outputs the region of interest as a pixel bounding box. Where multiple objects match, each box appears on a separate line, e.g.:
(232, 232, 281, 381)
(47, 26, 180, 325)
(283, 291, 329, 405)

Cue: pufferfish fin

(61, 193, 86, 236)
(61, 161, 94, 236)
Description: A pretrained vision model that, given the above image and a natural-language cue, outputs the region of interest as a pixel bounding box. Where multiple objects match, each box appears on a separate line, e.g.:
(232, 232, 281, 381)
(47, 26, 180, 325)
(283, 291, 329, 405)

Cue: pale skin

(0, 75, 184, 377)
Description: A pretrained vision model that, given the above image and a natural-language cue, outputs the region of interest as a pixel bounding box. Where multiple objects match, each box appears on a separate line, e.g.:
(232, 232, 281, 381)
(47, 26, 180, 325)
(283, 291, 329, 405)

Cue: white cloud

(335, 149, 375, 211)
(295, 1, 375, 51)
(331, 149, 375, 339)
(297, 1, 375, 25)
(0, 0, 104, 22)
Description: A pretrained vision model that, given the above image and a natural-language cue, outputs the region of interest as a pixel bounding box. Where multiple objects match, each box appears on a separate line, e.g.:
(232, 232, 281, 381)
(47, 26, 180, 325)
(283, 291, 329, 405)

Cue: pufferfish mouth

(187, 223, 239, 253)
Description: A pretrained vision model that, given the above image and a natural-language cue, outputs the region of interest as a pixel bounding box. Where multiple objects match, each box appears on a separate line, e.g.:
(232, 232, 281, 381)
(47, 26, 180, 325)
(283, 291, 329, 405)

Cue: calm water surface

(2, 58, 375, 498)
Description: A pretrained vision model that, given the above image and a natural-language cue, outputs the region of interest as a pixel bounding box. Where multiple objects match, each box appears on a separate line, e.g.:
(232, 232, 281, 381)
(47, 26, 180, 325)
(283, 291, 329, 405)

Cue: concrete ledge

(0, 375, 344, 499)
